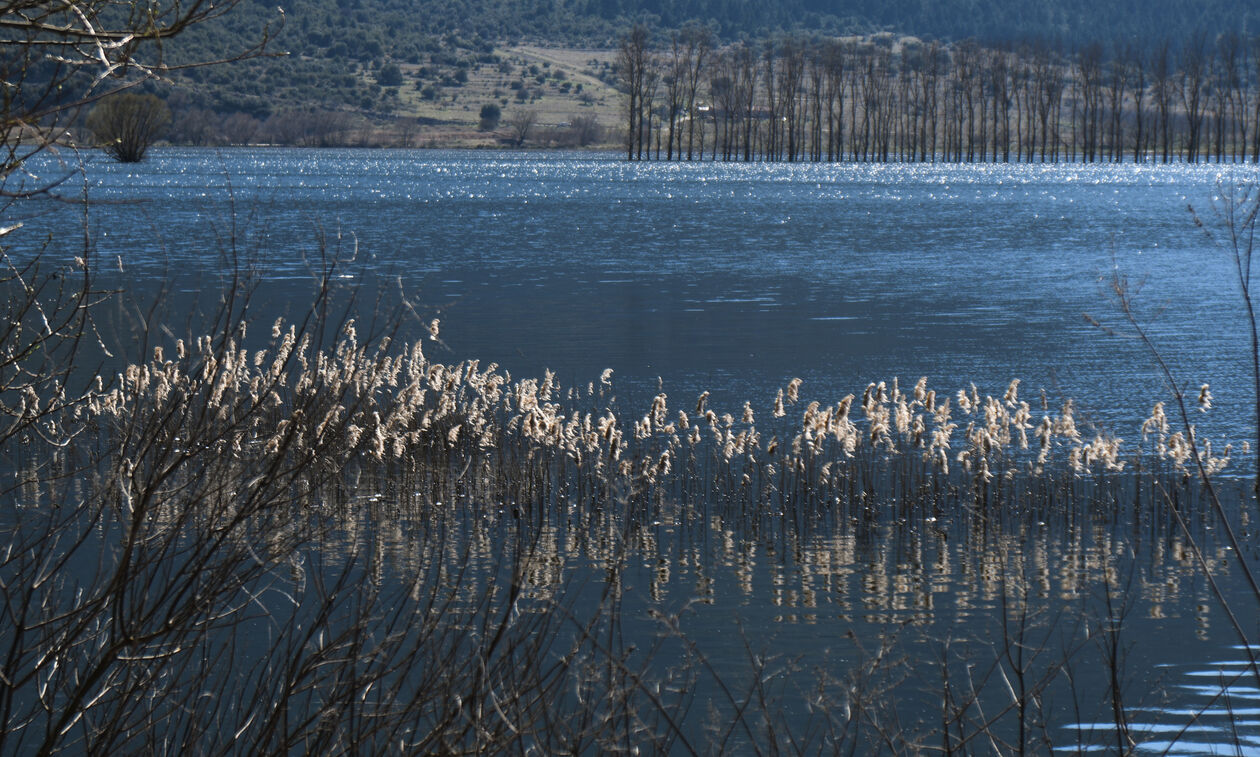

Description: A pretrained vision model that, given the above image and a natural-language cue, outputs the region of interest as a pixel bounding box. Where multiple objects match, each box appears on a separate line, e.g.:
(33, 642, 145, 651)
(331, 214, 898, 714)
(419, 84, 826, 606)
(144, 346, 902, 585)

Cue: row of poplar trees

(617, 25, 1260, 164)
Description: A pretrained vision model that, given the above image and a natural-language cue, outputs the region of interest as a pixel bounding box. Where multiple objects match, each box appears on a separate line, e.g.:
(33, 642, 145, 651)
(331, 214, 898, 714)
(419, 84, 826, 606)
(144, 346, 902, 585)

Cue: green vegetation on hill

(580, 0, 1256, 45)
(85, 0, 1260, 146)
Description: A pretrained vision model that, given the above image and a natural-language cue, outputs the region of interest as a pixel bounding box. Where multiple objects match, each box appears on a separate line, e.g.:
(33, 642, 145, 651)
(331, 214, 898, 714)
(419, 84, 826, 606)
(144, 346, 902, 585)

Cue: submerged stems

(1192, 186, 1260, 497)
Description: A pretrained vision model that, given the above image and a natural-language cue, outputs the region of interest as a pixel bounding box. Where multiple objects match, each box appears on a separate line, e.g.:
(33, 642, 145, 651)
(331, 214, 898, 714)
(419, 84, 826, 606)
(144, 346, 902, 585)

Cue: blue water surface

(10, 147, 1260, 750)
(14, 147, 1257, 444)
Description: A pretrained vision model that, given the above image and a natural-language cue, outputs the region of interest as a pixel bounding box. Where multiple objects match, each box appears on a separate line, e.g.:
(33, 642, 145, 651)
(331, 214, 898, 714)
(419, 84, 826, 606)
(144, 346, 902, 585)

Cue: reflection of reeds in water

(334, 446, 1239, 628)
(3, 307, 1253, 753)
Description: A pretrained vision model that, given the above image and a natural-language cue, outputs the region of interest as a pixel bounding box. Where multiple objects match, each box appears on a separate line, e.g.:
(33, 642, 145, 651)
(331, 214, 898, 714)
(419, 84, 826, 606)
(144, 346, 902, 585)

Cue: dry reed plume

(78, 317, 1238, 509)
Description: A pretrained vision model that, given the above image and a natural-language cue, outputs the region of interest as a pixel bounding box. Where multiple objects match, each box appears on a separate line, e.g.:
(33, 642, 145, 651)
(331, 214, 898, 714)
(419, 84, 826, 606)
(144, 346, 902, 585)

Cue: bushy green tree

(86, 93, 172, 163)
(376, 62, 403, 86)
(479, 103, 501, 130)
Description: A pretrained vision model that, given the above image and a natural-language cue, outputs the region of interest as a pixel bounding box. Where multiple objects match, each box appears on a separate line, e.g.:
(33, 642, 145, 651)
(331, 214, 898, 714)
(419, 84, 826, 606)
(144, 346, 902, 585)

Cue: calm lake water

(12, 147, 1260, 751)
(17, 148, 1260, 439)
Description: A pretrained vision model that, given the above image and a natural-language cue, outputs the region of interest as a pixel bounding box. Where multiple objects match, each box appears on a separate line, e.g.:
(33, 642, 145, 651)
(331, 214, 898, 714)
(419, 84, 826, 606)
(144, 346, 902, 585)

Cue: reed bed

(2, 253, 1254, 753)
(80, 310, 1239, 515)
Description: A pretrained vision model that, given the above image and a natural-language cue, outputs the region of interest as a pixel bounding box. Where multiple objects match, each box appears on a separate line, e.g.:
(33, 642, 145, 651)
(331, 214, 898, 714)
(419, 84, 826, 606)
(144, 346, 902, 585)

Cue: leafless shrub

(261, 109, 359, 147)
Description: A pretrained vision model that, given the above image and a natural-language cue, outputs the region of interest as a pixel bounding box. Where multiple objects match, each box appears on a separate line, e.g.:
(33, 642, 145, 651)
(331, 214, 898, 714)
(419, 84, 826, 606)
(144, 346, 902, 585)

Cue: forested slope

(197, 0, 1255, 64)
(582, 0, 1253, 44)
(100, 0, 1260, 144)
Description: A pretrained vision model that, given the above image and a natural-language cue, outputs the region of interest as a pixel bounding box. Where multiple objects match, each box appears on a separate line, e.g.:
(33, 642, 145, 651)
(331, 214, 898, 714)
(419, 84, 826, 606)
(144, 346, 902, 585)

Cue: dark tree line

(619, 27, 1260, 164)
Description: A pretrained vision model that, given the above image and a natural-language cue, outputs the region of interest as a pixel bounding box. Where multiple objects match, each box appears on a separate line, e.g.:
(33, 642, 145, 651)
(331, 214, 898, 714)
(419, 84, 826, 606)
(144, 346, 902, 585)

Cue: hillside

(130, 0, 1259, 146)
(584, 0, 1255, 45)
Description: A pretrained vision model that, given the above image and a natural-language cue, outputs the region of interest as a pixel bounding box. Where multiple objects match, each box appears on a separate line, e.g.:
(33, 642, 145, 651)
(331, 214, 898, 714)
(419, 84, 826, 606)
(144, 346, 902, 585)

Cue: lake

(18, 148, 1260, 437)
(8, 147, 1260, 752)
